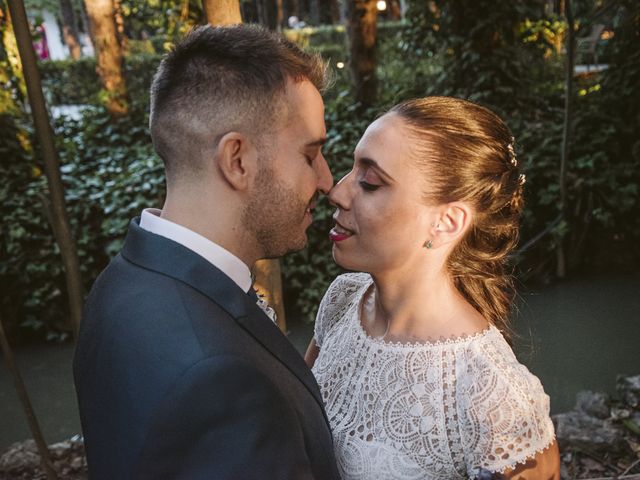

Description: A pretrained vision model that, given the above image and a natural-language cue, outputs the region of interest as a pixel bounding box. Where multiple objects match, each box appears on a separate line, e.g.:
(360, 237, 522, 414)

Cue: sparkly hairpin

(519, 173, 526, 185)
(507, 142, 517, 167)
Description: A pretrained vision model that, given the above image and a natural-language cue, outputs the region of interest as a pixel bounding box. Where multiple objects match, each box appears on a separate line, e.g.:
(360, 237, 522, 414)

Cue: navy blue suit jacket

(73, 219, 339, 479)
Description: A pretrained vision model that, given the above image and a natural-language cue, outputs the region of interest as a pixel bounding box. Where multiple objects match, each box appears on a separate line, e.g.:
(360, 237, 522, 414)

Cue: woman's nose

(328, 171, 352, 209)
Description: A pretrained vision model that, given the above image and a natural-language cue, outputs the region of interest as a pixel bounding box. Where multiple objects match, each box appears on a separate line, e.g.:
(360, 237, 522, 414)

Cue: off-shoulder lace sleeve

(457, 333, 556, 477)
(314, 272, 370, 348)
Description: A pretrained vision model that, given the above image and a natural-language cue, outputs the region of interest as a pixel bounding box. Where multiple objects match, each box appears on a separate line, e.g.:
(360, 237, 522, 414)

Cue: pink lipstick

(330, 220, 354, 242)
(329, 229, 352, 242)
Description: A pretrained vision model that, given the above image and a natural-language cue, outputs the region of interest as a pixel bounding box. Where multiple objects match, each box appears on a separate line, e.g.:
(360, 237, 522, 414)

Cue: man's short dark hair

(149, 24, 328, 182)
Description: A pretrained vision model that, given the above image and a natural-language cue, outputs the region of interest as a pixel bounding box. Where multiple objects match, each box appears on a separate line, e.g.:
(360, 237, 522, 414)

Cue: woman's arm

(501, 440, 560, 480)
(304, 338, 320, 368)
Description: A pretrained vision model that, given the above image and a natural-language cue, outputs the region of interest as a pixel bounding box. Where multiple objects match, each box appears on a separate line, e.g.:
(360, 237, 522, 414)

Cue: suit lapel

(234, 304, 330, 425)
(121, 219, 328, 423)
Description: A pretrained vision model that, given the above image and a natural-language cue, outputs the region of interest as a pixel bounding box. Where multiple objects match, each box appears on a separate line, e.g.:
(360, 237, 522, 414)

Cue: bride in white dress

(305, 97, 560, 479)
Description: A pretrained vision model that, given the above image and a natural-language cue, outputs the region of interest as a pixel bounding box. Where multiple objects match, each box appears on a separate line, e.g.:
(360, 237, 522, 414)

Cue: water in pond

(512, 271, 640, 414)
(0, 272, 638, 450)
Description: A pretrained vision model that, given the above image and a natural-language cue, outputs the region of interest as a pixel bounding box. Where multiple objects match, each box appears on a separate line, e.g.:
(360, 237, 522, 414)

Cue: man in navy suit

(73, 24, 339, 479)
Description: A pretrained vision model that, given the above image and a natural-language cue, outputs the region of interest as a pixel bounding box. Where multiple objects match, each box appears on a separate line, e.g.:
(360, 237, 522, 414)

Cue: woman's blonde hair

(391, 97, 524, 335)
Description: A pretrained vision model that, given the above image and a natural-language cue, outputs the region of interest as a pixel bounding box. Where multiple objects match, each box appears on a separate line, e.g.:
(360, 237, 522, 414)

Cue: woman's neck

(367, 264, 487, 343)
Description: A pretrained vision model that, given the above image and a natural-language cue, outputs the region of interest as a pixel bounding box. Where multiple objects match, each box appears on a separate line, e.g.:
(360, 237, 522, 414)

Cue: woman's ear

(215, 132, 257, 191)
(431, 202, 472, 247)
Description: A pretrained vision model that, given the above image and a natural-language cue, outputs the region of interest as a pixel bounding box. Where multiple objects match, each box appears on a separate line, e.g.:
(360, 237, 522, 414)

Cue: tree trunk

(311, 0, 340, 25)
(449, 0, 468, 93)
(388, 0, 401, 20)
(203, 0, 242, 25)
(317, 0, 339, 24)
(276, 0, 284, 30)
(181, 0, 190, 21)
(328, 0, 340, 24)
(252, 259, 287, 333)
(0, 315, 58, 480)
(84, 0, 128, 117)
(557, 0, 575, 278)
(345, 0, 378, 107)
(112, 0, 127, 51)
(7, 0, 84, 338)
(1, 6, 27, 109)
(59, 0, 82, 59)
(78, 1, 94, 51)
(297, 0, 310, 23)
(256, 0, 278, 29)
(309, 0, 320, 24)
(283, 0, 297, 24)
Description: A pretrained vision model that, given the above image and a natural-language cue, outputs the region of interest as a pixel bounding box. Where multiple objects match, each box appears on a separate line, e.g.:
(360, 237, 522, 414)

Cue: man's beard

(243, 163, 312, 259)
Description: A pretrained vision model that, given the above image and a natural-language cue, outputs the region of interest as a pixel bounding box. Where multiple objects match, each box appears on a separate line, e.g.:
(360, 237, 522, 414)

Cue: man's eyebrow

(305, 137, 327, 148)
(359, 157, 395, 182)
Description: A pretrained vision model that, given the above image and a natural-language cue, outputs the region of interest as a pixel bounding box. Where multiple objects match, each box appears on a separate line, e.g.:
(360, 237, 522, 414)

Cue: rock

(0, 436, 87, 479)
(0, 440, 40, 472)
(580, 457, 605, 473)
(70, 455, 85, 470)
(611, 406, 632, 420)
(575, 390, 610, 419)
(553, 411, 627, 452)
(49, 439, 73, 459)
(617, 374, 640, 410)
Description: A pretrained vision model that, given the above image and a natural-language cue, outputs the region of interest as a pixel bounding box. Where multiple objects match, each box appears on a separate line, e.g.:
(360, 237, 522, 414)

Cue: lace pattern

(312, 273, 555, 479)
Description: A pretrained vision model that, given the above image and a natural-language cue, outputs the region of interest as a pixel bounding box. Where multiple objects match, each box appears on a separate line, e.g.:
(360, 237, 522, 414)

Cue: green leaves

(1, 9, 638, 338)
(0, 96, 163, 338)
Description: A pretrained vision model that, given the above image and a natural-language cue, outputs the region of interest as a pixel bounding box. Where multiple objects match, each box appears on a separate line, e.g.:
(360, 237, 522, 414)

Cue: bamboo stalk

(557, 0, 576, 278)
(7, 0, 84, 338)
(0, 315, 58, 480)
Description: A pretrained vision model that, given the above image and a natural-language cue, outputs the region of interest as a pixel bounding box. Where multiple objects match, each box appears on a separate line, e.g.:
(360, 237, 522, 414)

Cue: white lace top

(312, 273, 555, 480)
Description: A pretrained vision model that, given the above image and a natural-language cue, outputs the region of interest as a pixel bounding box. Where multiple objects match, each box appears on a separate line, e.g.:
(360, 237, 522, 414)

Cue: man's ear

(215, 132, 257, 191)
(431, 202, 472, 247)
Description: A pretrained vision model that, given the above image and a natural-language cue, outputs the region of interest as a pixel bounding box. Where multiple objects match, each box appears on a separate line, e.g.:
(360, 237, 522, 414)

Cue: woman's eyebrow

(358, 157, 395, 183)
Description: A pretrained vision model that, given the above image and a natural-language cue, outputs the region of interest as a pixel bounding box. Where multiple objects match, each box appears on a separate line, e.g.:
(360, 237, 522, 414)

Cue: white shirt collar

(139, 208, 252, 293)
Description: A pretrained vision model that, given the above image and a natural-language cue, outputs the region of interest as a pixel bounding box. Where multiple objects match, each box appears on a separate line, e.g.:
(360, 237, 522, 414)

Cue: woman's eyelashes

(358, 168, 383, 192)
(359, 180, 381, 192)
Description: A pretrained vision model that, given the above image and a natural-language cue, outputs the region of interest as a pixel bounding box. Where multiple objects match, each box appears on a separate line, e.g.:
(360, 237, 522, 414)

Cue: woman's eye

(359, 181, 381, 192)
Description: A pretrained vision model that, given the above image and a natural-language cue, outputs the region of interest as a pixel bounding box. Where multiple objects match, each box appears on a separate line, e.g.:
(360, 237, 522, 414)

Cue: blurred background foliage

(0, 0, 638, 339)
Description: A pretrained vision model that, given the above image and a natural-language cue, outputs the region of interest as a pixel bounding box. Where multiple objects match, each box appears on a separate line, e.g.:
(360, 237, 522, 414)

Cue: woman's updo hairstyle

(390, 97, 525, 334)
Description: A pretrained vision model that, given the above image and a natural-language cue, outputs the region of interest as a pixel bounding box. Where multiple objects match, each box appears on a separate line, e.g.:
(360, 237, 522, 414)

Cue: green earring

(424, 240, 433, 249)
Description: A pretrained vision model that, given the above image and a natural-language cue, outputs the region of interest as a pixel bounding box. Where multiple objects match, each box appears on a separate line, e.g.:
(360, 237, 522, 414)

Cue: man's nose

(316, 153, 334, 194)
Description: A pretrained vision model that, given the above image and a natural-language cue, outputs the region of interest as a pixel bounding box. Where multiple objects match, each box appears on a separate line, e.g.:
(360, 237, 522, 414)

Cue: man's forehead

(282, 89, 325, 135)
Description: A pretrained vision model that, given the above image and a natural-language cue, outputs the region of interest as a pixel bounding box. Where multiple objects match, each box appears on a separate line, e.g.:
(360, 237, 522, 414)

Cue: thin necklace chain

(364, 286, 391, 339)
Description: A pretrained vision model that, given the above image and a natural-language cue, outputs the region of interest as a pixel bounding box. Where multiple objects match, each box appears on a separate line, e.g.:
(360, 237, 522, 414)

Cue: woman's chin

(331, 246, 341, 266)
(332, 246, 359, 272)
(332, 246, 346, 266)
